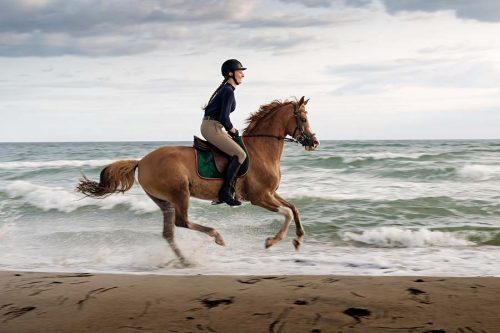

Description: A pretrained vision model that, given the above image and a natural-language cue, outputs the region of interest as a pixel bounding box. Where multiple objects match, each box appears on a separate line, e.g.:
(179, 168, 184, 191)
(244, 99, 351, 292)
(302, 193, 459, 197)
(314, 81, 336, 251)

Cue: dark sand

(1, 271, 499, 332)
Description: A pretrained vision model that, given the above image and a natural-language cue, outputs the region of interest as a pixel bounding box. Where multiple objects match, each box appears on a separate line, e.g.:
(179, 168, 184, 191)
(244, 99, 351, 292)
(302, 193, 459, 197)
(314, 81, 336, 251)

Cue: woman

(201, 59, 247, 206)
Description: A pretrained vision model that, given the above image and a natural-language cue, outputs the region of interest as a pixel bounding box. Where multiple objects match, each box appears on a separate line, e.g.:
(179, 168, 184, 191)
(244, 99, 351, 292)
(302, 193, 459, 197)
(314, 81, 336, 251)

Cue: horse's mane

(243, 98, 296, 135)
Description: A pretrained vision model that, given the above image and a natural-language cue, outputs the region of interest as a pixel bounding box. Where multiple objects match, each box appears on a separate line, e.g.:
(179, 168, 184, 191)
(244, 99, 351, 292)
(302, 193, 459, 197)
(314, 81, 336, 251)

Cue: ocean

(1, 140, 499, 276)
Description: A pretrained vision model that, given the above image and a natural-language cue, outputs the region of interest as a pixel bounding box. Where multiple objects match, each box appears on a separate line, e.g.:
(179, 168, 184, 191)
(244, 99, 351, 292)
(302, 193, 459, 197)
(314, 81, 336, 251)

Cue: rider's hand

(229, 128, 239, 138)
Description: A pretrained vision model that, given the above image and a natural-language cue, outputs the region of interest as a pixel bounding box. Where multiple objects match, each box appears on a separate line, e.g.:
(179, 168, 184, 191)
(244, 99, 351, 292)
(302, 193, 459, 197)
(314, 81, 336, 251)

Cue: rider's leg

(218, 155, 242, 206)
(200, 119, 247, 206)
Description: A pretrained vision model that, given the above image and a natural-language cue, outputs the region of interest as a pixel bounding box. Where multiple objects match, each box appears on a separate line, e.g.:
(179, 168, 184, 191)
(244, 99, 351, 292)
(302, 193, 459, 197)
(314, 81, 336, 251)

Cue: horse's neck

(245, 111, 288, 165)
(246, 137, 285, 166)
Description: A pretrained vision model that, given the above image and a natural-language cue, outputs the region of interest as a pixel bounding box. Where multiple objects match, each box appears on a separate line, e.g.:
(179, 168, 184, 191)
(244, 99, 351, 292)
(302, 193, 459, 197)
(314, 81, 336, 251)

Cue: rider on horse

(200, 59, 247, 207)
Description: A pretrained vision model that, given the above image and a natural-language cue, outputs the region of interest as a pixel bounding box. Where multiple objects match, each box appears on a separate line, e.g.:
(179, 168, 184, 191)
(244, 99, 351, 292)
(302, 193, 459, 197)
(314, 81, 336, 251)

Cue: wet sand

(1, 271, 499, 333)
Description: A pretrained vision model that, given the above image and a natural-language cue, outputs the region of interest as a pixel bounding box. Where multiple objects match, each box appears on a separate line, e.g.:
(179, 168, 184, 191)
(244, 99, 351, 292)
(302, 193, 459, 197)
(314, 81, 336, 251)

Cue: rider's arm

(219, 88, 235, 132)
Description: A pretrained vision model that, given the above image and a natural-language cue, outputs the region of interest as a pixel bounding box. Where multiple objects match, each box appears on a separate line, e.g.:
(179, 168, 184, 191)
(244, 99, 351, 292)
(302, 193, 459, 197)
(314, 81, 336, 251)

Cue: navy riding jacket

(203, 84, 236, 131)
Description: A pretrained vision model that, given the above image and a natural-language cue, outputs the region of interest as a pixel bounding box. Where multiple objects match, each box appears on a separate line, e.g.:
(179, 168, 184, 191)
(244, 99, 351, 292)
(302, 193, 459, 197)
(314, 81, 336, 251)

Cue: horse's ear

(299, 96, 305, 106)
(304, 98, 309, 105)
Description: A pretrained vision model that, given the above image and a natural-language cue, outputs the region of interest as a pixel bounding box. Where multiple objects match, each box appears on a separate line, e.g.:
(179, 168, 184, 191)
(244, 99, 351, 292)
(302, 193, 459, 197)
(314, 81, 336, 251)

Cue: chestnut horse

(76, 96, 320, 263)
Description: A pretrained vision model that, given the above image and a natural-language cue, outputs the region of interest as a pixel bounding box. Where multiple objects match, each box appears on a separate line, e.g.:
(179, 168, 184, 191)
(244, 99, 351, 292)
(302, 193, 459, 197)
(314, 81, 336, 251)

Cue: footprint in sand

(407, 287, 432, 304)
(237, 278, 261, 284)
(200, 296, 234, 309)
(343, 307, 371, 322)
(2, 306, 36, 322)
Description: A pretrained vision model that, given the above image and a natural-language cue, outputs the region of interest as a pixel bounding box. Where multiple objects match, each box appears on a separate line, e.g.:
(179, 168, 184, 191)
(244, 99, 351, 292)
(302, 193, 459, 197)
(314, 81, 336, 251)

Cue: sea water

(1, 140, 499, 276)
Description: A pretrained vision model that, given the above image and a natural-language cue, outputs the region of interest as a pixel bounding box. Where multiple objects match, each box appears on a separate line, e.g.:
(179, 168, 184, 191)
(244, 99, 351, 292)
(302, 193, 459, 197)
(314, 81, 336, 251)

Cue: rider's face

(233, 70, 245, 84)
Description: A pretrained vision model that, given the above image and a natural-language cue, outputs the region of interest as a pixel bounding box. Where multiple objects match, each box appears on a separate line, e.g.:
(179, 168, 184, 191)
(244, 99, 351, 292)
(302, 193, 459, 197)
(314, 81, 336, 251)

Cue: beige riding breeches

(200, 119, 247, 164)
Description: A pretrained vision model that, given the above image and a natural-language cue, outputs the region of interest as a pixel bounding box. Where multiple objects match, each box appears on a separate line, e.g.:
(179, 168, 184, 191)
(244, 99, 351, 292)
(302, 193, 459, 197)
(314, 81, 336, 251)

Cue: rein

(242, 134, 299, 144)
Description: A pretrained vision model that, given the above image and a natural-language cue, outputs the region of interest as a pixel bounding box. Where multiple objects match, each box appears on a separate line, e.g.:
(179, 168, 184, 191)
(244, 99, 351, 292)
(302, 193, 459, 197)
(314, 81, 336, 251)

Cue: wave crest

(0, 159, 120, 169)
(3, 180, 157, 214)
(458, 164, 500, 181)
(342, 227, 473, 248)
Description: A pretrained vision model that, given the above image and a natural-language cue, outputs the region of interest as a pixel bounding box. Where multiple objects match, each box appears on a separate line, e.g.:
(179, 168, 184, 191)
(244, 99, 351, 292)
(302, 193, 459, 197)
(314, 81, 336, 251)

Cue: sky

(1, 0, 500, 142)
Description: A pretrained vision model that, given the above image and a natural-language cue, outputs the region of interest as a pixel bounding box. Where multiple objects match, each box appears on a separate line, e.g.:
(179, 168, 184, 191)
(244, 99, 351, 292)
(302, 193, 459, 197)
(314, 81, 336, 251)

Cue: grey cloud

(279, 0, 500, 22)
(381, 0, 500, 22)
(0, 0, 325, 57)
(0, 0, 253, 34)
(237, 15, 332, 28)
(278, 0, 372, 8)
(236, 10, 362, 28)
(278, 0, 335, 8)
(0, 31, 162, 57)
(0, 0, 256, 56)
(233, 32, 314, 53)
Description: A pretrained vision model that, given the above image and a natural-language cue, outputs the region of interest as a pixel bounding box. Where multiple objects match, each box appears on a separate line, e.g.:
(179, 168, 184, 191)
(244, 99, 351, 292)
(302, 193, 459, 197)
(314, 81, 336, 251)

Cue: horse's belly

(137, 146, 223, 202)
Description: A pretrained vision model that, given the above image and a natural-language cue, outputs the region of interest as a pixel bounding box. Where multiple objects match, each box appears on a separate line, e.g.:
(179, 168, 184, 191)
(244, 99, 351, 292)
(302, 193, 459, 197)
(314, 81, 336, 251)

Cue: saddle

(193, 136, 249, 179)
(193, 136, 231, 174)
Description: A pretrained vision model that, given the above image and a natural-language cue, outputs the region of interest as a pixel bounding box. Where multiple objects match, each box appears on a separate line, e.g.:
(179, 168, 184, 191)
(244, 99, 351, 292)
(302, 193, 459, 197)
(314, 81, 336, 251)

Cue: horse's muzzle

(299, 135, 320, 151)
(312, 137, 320, 149)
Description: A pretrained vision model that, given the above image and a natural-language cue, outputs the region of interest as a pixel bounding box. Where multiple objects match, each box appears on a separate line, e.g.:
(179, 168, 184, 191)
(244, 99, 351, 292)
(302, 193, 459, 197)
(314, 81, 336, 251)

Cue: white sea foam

(341, 151, 460, 163)
(342, 227, 473, 247)
(458, 164, 500, 181)
(343, 152, 425, 162)
(4, 180, 157, 214)
(0, 223, 15, 240)
(0, 216, 499, 276)
(0, 159, 121, 169)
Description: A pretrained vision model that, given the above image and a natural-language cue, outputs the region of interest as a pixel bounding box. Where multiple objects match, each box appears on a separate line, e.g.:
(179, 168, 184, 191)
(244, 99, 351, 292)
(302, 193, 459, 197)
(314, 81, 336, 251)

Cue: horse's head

(286, 96, 320, 151)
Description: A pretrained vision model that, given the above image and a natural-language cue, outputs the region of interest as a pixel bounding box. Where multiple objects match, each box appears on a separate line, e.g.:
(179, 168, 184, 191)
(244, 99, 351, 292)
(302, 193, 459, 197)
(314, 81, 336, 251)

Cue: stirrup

(211, 198, 241, 206)
(223, 198, 242, 206)
(217, 192, 241, 206)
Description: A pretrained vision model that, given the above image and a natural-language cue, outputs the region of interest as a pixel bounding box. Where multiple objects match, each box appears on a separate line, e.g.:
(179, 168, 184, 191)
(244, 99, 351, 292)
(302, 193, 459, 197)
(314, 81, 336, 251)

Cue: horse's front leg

(253, 196, 293, 249)
(274, 193, 304, 250)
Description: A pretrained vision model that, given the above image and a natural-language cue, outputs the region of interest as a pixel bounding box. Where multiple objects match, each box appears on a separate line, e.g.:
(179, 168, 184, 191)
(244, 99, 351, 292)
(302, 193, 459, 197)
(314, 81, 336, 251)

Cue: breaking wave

(342, 227, 474, 247)
(3, 180, 157, 214)
(0, 159, 119, 169)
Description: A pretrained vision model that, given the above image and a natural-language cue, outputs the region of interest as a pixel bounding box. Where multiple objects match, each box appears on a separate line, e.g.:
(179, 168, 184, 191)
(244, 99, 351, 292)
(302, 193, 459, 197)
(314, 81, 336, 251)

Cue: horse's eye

(301, 118, 307, 122)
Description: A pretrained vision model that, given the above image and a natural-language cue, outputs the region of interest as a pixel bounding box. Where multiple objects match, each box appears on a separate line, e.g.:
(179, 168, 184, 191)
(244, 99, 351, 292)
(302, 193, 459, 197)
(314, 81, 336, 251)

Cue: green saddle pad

(195, 136, 250, 179)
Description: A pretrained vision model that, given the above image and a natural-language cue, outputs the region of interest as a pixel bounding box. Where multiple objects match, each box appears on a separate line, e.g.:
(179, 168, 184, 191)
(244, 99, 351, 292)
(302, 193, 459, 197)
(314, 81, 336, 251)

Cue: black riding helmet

(221, 59, 247, 77)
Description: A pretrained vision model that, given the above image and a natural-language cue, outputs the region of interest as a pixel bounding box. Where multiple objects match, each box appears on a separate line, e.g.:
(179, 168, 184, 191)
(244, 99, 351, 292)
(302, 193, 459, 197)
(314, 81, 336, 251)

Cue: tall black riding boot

(219, 155, 242, 206)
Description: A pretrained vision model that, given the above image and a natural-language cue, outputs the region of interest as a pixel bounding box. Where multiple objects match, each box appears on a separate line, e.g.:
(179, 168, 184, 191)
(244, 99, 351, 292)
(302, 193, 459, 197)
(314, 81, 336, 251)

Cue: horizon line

(1, 138, 499, 144)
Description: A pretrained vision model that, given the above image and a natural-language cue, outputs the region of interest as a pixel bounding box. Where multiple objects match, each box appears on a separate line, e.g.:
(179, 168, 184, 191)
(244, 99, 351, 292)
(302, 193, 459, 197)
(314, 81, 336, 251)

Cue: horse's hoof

(167, 257, 194, 268)
(179, 257, 195, 268)
(293, 238, 302, 251)
(265, 237, 275, 249)
(215, 233, 226, 246)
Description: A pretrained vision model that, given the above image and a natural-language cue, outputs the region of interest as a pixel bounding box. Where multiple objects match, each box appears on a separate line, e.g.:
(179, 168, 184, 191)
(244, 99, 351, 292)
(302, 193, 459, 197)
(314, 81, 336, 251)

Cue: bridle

(291, 103, 317, 147)
(243, 103, 317, 147)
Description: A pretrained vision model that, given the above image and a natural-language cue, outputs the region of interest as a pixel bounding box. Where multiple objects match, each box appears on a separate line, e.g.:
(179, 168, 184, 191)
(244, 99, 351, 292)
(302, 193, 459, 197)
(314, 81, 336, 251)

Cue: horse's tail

(76, 160, 139, 198)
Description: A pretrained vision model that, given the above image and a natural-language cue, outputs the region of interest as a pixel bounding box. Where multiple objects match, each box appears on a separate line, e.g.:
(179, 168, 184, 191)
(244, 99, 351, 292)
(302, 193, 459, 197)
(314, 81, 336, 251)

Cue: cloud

(234, 32, 313, 52)
(381, 0, 500, 22)
(0, 0, 331, 57)
(237, 15, 332, 28)
(0, 0, 258, 56)
(279, 0, 500, 22)
(278, 0, 371, 8)
(0, 0, 255, 33)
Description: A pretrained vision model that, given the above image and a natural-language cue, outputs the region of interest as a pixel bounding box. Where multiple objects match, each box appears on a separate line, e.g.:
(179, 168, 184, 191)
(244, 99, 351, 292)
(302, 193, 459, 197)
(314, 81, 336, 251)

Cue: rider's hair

(202, 76, 230, 110)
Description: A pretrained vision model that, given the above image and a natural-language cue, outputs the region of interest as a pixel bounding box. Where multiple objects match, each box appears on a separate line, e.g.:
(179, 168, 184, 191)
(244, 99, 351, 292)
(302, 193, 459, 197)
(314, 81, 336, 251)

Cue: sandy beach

(1, 271, 499, 333)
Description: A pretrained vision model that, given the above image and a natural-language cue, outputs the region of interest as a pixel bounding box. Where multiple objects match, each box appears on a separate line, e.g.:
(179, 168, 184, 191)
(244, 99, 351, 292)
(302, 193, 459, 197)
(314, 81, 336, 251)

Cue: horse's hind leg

(147, 194, 186, 263)
(174, 195, 226, 246)
(274, 193, 304, 250)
